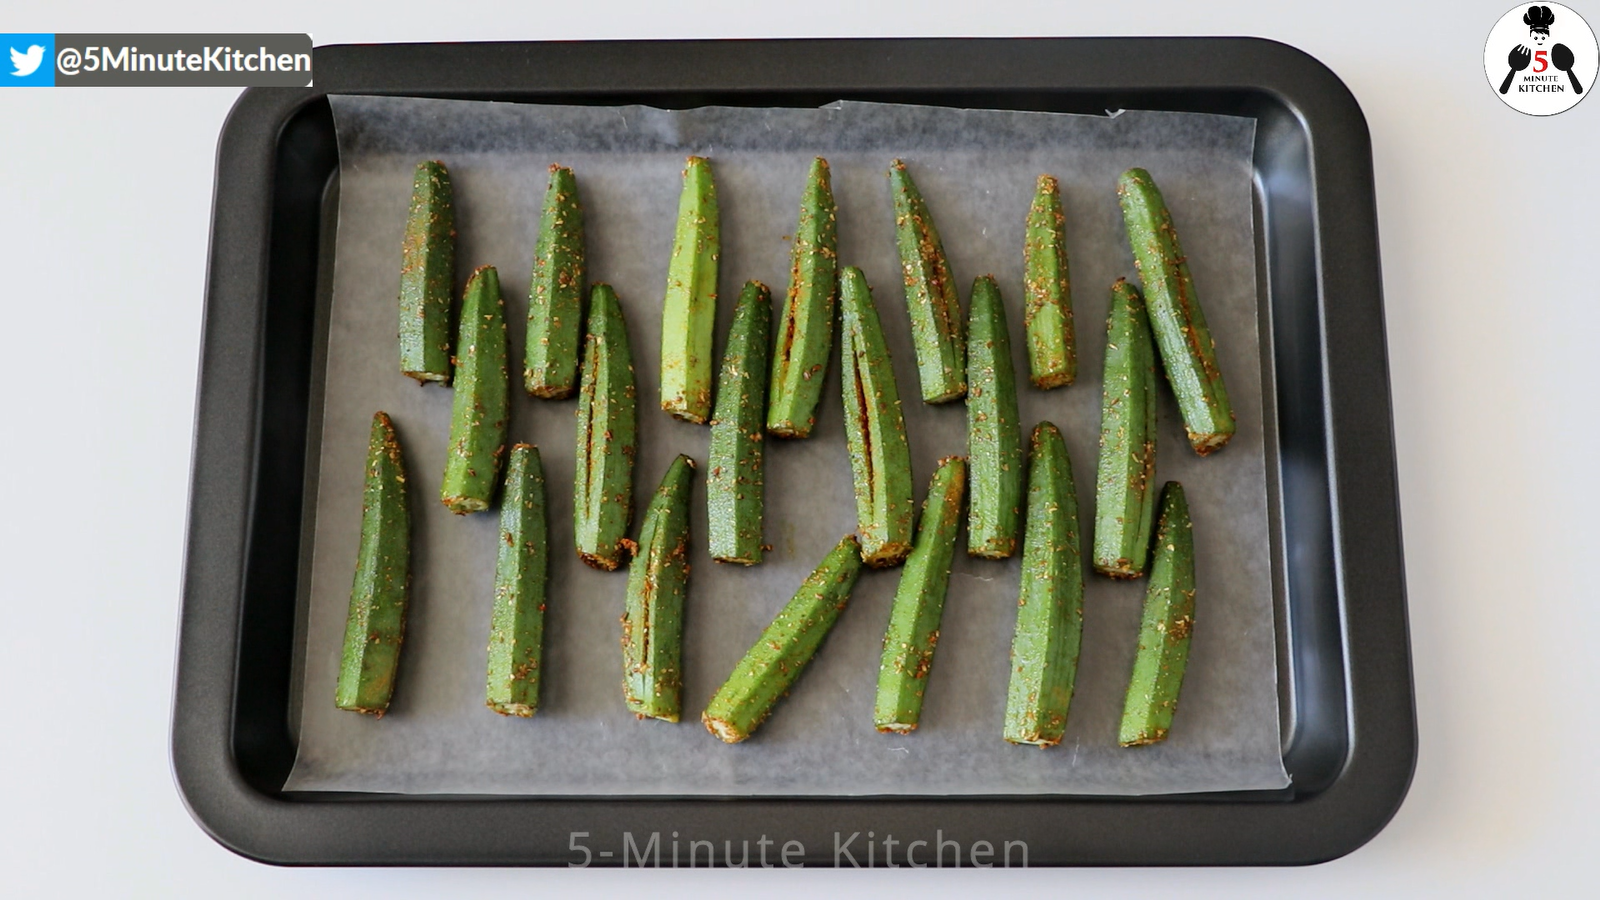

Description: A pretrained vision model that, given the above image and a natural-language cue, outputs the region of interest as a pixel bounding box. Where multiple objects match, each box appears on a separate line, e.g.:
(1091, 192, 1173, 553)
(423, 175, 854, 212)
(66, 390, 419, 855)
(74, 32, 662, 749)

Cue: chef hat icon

(1524, 5, 1556, 34)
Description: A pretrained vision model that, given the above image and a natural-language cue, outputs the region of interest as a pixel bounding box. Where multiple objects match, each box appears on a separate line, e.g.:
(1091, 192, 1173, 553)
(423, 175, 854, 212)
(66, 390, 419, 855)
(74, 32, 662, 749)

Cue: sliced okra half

(1093, 278, 1158, 578)
(767, 157, 838, 438)
(398, 160, 456, 383)
(440, 265, 509, 514)
(889, 159, 966, 403)
(573, 284, 638, 570)
(1119, 481, 1196, 747)
(485, 444, 549, 717)
(1023, 174, 1076, 389)
(524, 164, 586, 399)
(336, 412, 412, 716)
(660, 156, 719, 424)
(708, 281, 772, 565)
(965, 275, 1023, 559)
(838, 265, 915, 567)
(622, 454, 696, 722)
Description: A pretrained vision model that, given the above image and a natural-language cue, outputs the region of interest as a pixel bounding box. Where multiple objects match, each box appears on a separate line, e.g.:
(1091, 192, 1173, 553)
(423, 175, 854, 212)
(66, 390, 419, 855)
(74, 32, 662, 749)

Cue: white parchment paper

(285, 96, 1288, 795)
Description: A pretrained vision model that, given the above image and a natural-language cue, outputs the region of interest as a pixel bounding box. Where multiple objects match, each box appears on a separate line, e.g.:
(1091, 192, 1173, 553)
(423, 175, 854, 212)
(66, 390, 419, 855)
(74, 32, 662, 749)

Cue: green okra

(1003, 422, 1085, 747)
(660, 156, 719, 424)
(767, 157, 838, 438)
(702, 534, 864, 743)
(336, 412, 412, 716)
(889, 159, 966, 404)
(965, 275, 1023, 559)
(1117, 168, 1235, 454)
(485, 444, 548, 717)
(524, 164, 586, 399)
(708, 281, 772, 565)
(1093, 278, 1159, 578)
(398, 160, 456, 383)
(622, 454, 696, 721)
(1119, 481, 1196, 747)
(573, 284, 638, 570)
(839, 266, 915, 567)
(441, 265, 509, 514)
(873, 456, 968, 733)
(1023, 174, 1076, 389)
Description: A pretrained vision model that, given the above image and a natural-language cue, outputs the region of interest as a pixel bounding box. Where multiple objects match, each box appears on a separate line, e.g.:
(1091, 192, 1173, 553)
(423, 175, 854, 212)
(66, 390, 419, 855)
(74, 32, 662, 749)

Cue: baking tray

(172, 37, 1414, 866)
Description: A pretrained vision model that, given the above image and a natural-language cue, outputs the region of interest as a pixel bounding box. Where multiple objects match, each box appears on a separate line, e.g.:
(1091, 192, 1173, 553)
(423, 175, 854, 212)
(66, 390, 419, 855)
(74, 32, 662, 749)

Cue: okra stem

(1119, 481, 1196, 747)
(839, 266, 915, 567)
(1093, 278, 1158, 578)
(873, 456, 968, 733)
(1023, 174, 1075, 389)
(485, 444, 548, 717)
(622, 455, 696, 722)
(965, 275, 1023, 559)
(1003, 422, 1084, 747)
(398, 160, 456, 383)
(441, 265, 509, 514)
(702, 535, 864, 743)
(336, 412, 412, 716)
(524, 164, 586, 399)
(660, 156, 719, 424)
(708, 281, 772, 565)
(767, 157, 838, 438)
(1117, 168, 1235, 454)
(889, 159, 966, 403)
(574, 284, 638, 570)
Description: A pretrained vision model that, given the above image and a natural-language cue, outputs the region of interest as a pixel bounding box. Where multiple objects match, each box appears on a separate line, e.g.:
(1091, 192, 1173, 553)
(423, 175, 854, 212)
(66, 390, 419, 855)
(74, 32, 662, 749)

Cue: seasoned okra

(440, 265, 509, 514)
(660, 156, 719, 424)
(965, 275, 1023, 559)
(1119, 481, 1196, 746)
(524, 164, 586, 399)
(839, 266, 915, 567)
(574, 284, 638, 570)
(767, 157, 838, 438)
(889, 159, 966, 403)
(485, 444, 548, 717)
(708, 281, 772, 565)
(398, 160, 456, 383)
(1023, 174, 1075, 389)
(622, 455, 696, 722)
(336, 412, 412, 716)
(1093, 278, 1158, 578)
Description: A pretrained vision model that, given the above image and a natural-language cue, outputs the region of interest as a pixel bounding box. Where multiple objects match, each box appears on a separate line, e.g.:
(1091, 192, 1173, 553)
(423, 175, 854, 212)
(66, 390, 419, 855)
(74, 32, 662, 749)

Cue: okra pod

(1023, 174, 1076, 389)
(622, 455, 696, 721)
(660, 156, 719, 424)
(440, 265, 509, 514)
(965, 275, 1023, 559)
(524, 164, 586, 399)
(573, 284, 638, 570)
(485, 444, 548, 717)
(1093, 278, 1158, 578)
(1003, 422, 1085, 747)
(873, 456, 968, 733)
(889, 159, 966, 403)
(1117, 168, 1235, 454)
(336, 412, 412, 716)
(1119, 481, 1196, 747)
(398, 160, 456, 383)
(708, 281, 772, 564)
(766, 157, 838, 438)
(839, 266, 915, 567)
(702, 534, 864, 743)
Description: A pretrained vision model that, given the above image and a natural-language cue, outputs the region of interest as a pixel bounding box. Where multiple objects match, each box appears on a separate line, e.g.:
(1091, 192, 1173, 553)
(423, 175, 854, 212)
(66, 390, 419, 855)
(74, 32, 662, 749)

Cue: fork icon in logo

(1501, 44, 1533, 93)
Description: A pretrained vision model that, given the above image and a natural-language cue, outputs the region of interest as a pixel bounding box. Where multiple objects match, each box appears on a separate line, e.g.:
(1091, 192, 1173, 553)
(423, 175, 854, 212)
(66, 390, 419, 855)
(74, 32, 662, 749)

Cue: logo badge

(1, 33, 54, 86)
(1485, 4, 1597, 115)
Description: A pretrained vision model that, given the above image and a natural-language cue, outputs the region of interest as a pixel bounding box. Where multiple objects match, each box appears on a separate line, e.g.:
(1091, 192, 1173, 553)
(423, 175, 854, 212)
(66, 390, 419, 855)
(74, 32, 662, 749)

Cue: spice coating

(485, 445, 549, 716)
(1119, 481, 1196, 746)
(336, 411, 412, 716)
(524, 164, 586, 399)
(838, 266, 915, 567)
(889, 159, 966, 403)
(708, 281, 772, 564)
(1117, 168, 1235, 454)
(965, 275, 1023, 559)
(1022, 174, 1076, 389)
(702, 535, 864, 743)
(440, 265, 509, 514)
(1003, 422, 1085, 747)
(622, 455, 696, 722)
(398, 160, 456, 383)
(873, 456, 968, 733)
(660, 156, 720, 424)
(767, 157, 838, 438)
(1092, 278, 1159, 578)
(573, 284, 638, 570)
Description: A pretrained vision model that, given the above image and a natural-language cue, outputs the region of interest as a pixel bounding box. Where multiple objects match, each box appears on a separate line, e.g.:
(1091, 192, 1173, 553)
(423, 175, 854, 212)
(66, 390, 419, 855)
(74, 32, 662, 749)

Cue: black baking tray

(172, 37, 1413, 866)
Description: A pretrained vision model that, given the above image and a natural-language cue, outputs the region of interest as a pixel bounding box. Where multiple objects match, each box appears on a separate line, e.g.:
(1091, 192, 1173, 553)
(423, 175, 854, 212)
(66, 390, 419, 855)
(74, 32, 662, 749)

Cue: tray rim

(172, 35, 1414, 867)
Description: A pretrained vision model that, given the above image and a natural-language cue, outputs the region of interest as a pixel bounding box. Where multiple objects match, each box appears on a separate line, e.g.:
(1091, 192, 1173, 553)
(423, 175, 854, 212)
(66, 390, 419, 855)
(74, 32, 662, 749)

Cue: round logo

(1485, 3, 1598, 115)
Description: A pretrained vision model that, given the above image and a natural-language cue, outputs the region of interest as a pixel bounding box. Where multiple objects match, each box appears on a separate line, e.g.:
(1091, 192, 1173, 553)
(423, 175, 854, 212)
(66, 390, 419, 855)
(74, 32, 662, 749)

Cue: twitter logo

(1, 33, 54, 86)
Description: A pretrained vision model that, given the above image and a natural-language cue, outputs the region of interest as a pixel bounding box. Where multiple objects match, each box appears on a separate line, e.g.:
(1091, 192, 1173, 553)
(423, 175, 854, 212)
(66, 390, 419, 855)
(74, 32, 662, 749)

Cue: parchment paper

(285, 95, 1288, 795)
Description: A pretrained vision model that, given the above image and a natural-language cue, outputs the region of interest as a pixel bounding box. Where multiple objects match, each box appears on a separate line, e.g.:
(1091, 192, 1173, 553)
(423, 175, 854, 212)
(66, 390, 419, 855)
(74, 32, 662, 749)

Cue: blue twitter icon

(2, 33, 55, 86)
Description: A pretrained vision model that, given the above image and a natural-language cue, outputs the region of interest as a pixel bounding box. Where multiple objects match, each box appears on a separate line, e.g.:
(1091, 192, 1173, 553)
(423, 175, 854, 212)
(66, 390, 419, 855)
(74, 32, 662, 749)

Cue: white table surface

(2, 1, 1593, 895)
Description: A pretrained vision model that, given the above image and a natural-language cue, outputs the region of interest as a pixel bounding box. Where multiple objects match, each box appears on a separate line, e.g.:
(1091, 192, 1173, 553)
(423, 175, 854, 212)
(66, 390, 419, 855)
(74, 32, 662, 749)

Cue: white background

(0, 0, 1593, 895)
